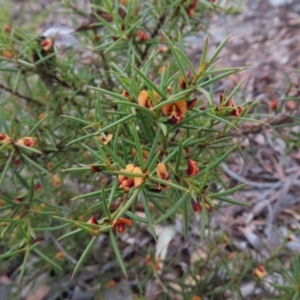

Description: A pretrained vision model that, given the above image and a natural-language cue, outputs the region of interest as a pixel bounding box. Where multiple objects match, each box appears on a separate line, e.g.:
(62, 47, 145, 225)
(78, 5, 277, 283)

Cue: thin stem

(0, 83, 44, 106)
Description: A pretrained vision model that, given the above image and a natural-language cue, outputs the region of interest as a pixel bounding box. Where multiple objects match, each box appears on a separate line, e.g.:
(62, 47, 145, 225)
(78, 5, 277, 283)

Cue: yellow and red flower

(90, 165, 102, 172)
(156, 163, 171, 190)
(138, 90, 151, 108)
(162, 100, 187, 124)
(118, 164, 143, 191)
(121, 90, 129, 97)
(186, 159, 199, 176)
(138, 90, 160, 109)
(87, 216, 99, 235)
(186, 0, 198, 17)
(40, 38, 54, 51)
(112, 218, 132, 234)
(87, 216, 98, 225)
(17, 137, 35, 147)
(137, 30, 148, 42)
(254, 265, 267, 279)
(0, 133, 11, 144)
(99, 133, 113, 145)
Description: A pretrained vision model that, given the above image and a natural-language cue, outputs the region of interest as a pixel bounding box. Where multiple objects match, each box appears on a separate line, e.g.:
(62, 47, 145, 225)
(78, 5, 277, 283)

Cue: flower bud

(179, 71, 192, 89)
(137, 30, 148, 42)
(4, 24, 11, 33)
(187, 98, 198, 109)
(87, 216, 98, 225)
(1, 50, 14, 58)
(191, 199, 202, 212)
(0, 133, 11, 144)
(186, 159, 199, 176)
(254, 265, 267, 279)
(189, 0, 198, 10)
(17, 137, 35, 147)
(117, 223, 125, 234)
(34, 183, 42, 191)
(40, 38, 53, 51)
(121, 90, 129, 97)
(90, 165, 102, 172)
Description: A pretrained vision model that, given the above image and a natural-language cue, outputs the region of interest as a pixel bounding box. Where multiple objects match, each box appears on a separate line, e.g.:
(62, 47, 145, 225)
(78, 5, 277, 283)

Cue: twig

(0, 83, 44, 106)
(230, 114, 293, 136)
(48, 233, 77, 265)
(221, 162, 300, 189)
(99, 52, 115, 88)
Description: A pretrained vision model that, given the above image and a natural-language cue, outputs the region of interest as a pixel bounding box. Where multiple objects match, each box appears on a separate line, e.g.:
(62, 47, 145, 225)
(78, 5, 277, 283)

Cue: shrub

(0, 0, 249, 295)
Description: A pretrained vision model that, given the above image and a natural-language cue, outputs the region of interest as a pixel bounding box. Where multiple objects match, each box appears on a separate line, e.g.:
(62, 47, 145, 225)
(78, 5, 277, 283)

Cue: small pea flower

(112, 218, 132, 234)
(137, 30, 148, 42)
(179, 71, 192, 89)
(90, 165, 102, 172)
(138, 90, 160, 109)
(121, 90, 129, 97)
(270, 99, 277, 110)
(191, 198, 202, 212)
(254, 265, 267, 279)
(99, 133, 113, 145)
(156, 163, 171, 190)
(138, 90, 151, 108)
(87, 216, 98, 225)
(34, 182, 42, 191)
(4, 24, 11, 34)
(162, 100, 187, 124)
(40, 38, 54, 51)
(51, 173, 62, 187)
(156, 162, 169, 179)
(158, 45, 169, 53)
(1, 50, 14, 58)
(186, 0, 198, 17)
(189, 0, 198, 9)
(87, 216, 99, 235)
(186, 159, 199, 176)
(17, 137, 35, 147)
(0, 133, 11, 144)
(118, 164, 143, 190)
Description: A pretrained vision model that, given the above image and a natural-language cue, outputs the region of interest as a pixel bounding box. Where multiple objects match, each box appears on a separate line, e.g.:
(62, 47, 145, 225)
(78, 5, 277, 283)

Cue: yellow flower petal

(138, 90, 151, 108)
(134, 176, 143, 188)
(254, 265, 267, 279)
(162, 103, 172, 116)
(175, 100, 187, 115)
(124, 163, 135, 173)
(0, 133, 11, 144)
(156, 163, 169, 179)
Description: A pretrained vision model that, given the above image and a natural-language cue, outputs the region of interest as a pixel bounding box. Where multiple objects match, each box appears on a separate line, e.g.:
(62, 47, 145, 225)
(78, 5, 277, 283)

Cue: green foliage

(2, 0, 295, 299)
